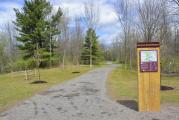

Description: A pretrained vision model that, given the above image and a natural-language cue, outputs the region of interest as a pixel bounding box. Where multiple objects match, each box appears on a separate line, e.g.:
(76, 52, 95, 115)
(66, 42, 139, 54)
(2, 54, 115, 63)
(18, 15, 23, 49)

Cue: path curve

(0, 65, 179, 120)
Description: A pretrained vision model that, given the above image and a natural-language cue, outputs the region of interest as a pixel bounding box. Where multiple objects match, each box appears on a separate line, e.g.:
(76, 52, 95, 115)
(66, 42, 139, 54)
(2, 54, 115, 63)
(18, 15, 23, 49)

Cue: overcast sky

(0, 0, 124, 44)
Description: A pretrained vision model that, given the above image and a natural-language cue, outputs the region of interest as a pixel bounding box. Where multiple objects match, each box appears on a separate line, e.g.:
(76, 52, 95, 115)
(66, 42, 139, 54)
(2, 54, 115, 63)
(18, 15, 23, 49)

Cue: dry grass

(0, 65, 93, 111)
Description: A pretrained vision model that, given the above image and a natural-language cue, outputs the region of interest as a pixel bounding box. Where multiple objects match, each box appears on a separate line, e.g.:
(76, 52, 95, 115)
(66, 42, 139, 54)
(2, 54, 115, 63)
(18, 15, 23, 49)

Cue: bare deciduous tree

(84, 1, 100, 29)
(138, 0, 163, 42)
(5, 22, 18, 71)
(72, 18, 83, 66)
(173, 0, 179, 6)
(114, 0, 133, 69)
(60, 14, 70, 69)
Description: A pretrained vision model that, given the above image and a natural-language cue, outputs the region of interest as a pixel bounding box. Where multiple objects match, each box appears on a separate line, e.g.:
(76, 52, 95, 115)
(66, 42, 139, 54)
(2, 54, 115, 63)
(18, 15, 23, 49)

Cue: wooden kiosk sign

(137, 42, 160, 112)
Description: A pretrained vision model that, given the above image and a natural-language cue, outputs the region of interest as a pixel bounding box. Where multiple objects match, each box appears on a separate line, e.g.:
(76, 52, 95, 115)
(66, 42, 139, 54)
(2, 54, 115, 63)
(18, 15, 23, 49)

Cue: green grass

(107, 66, 179, 103)
(161, 75, 179, 103)
(0, 65, 93, 111)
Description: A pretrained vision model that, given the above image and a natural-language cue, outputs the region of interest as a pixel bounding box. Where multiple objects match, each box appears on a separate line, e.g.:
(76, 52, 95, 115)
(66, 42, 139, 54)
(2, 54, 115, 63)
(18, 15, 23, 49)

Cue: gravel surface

(0, 65, 179, 120)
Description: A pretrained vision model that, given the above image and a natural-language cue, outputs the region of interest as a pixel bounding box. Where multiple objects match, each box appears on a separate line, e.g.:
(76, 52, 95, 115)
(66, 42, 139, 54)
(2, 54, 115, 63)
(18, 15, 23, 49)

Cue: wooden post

(34, 69, 36, 76)
(137, 42, 160, 112)
(25, 69, 28, 80)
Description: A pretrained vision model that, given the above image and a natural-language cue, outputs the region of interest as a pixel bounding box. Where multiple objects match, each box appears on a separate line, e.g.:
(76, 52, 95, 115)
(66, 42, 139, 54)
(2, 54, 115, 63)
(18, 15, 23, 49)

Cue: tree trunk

(130, 48, 133, 71)
(36, 43, 41, 81)
(90, 43, 93, 68)
(25, 69, 28, 80)
(49, 30, 52, 68)
(62, 50, 66, 69)
(90, 33, 93, 68)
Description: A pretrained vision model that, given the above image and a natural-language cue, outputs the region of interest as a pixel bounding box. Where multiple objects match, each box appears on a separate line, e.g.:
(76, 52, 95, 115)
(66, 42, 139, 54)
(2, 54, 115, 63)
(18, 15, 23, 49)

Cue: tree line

(1, 0, 179, 74)
(106, 0, 179, 73)
(0, 0, 103, 74)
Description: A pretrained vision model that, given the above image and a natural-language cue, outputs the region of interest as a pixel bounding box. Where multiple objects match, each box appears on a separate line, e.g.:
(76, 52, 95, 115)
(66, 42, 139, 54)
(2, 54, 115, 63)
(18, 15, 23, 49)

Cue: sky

(0, 0, 122, 44)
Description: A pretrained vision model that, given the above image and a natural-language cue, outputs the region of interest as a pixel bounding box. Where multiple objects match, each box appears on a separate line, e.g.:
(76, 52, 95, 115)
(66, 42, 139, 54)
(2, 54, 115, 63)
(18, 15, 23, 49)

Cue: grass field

(0, 65, 93, 111)
(107, 66, 179, 104)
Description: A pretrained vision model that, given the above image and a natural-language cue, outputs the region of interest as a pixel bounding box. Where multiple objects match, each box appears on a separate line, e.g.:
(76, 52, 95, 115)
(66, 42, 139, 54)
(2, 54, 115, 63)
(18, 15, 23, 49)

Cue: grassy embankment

(107, 65, 179, 103)
(0, 65, 95, 111)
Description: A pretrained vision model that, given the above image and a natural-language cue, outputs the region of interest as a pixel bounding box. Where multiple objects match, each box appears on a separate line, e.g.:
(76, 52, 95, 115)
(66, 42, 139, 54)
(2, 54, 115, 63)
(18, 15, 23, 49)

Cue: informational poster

(140, 50, 158, 72)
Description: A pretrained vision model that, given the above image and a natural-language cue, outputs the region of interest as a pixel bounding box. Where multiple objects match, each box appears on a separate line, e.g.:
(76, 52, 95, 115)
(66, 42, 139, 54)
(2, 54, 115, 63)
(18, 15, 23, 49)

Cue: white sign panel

(141, 51, 157, 62)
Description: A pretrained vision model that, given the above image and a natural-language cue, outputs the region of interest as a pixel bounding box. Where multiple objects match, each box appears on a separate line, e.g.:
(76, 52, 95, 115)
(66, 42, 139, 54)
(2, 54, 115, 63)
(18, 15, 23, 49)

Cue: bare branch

(84, 1, 100, 29)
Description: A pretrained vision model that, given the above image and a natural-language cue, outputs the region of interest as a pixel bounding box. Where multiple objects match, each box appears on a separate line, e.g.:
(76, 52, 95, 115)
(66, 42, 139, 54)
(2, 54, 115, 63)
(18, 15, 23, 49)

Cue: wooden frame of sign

(137, 42, 160, 112)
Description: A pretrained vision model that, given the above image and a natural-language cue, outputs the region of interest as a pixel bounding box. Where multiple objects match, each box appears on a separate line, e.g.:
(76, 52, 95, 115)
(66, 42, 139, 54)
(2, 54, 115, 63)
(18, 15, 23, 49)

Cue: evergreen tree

(14, 0, 62, 67)
(14, 0, 62, 80)
(81, 28, 102, 65)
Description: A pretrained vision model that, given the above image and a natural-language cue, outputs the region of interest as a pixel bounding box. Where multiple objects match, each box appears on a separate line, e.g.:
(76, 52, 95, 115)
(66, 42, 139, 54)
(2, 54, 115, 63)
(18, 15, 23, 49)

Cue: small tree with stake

(34, 43, 41, 82)
(14, 0, 62, 83)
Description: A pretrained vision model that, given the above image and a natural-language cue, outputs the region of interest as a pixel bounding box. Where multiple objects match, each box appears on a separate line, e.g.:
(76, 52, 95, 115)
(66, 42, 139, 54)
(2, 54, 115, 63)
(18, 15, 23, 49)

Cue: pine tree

(14, 0, 62, 80)
(81, 29, 91, 65)
(14, 0, 62, 64)
(81, 28, 102, 65)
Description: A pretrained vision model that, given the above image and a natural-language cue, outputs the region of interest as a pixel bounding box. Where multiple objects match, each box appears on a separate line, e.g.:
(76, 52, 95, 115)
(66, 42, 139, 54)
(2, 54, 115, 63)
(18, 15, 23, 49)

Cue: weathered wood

(25, 70, 28, 80)
(11, 70, 36, 80)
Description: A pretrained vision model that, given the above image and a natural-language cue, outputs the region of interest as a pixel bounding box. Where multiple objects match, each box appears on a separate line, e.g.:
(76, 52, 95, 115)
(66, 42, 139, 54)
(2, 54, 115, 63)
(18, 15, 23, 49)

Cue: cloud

(51, 0, 120, 44)
(98, 31, 119, 44)
(0, 0, 121, 44)
(52, 0, 118, 26)
(98, 22, 120, 44)
(99, 4, 118, 26)
(0, 2, 22, 30)
(58, 2, 84, 18)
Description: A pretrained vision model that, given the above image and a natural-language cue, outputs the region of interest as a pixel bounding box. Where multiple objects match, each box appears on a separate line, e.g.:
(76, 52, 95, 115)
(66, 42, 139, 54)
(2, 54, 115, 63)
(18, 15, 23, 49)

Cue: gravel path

(0, 65, 179, 120)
